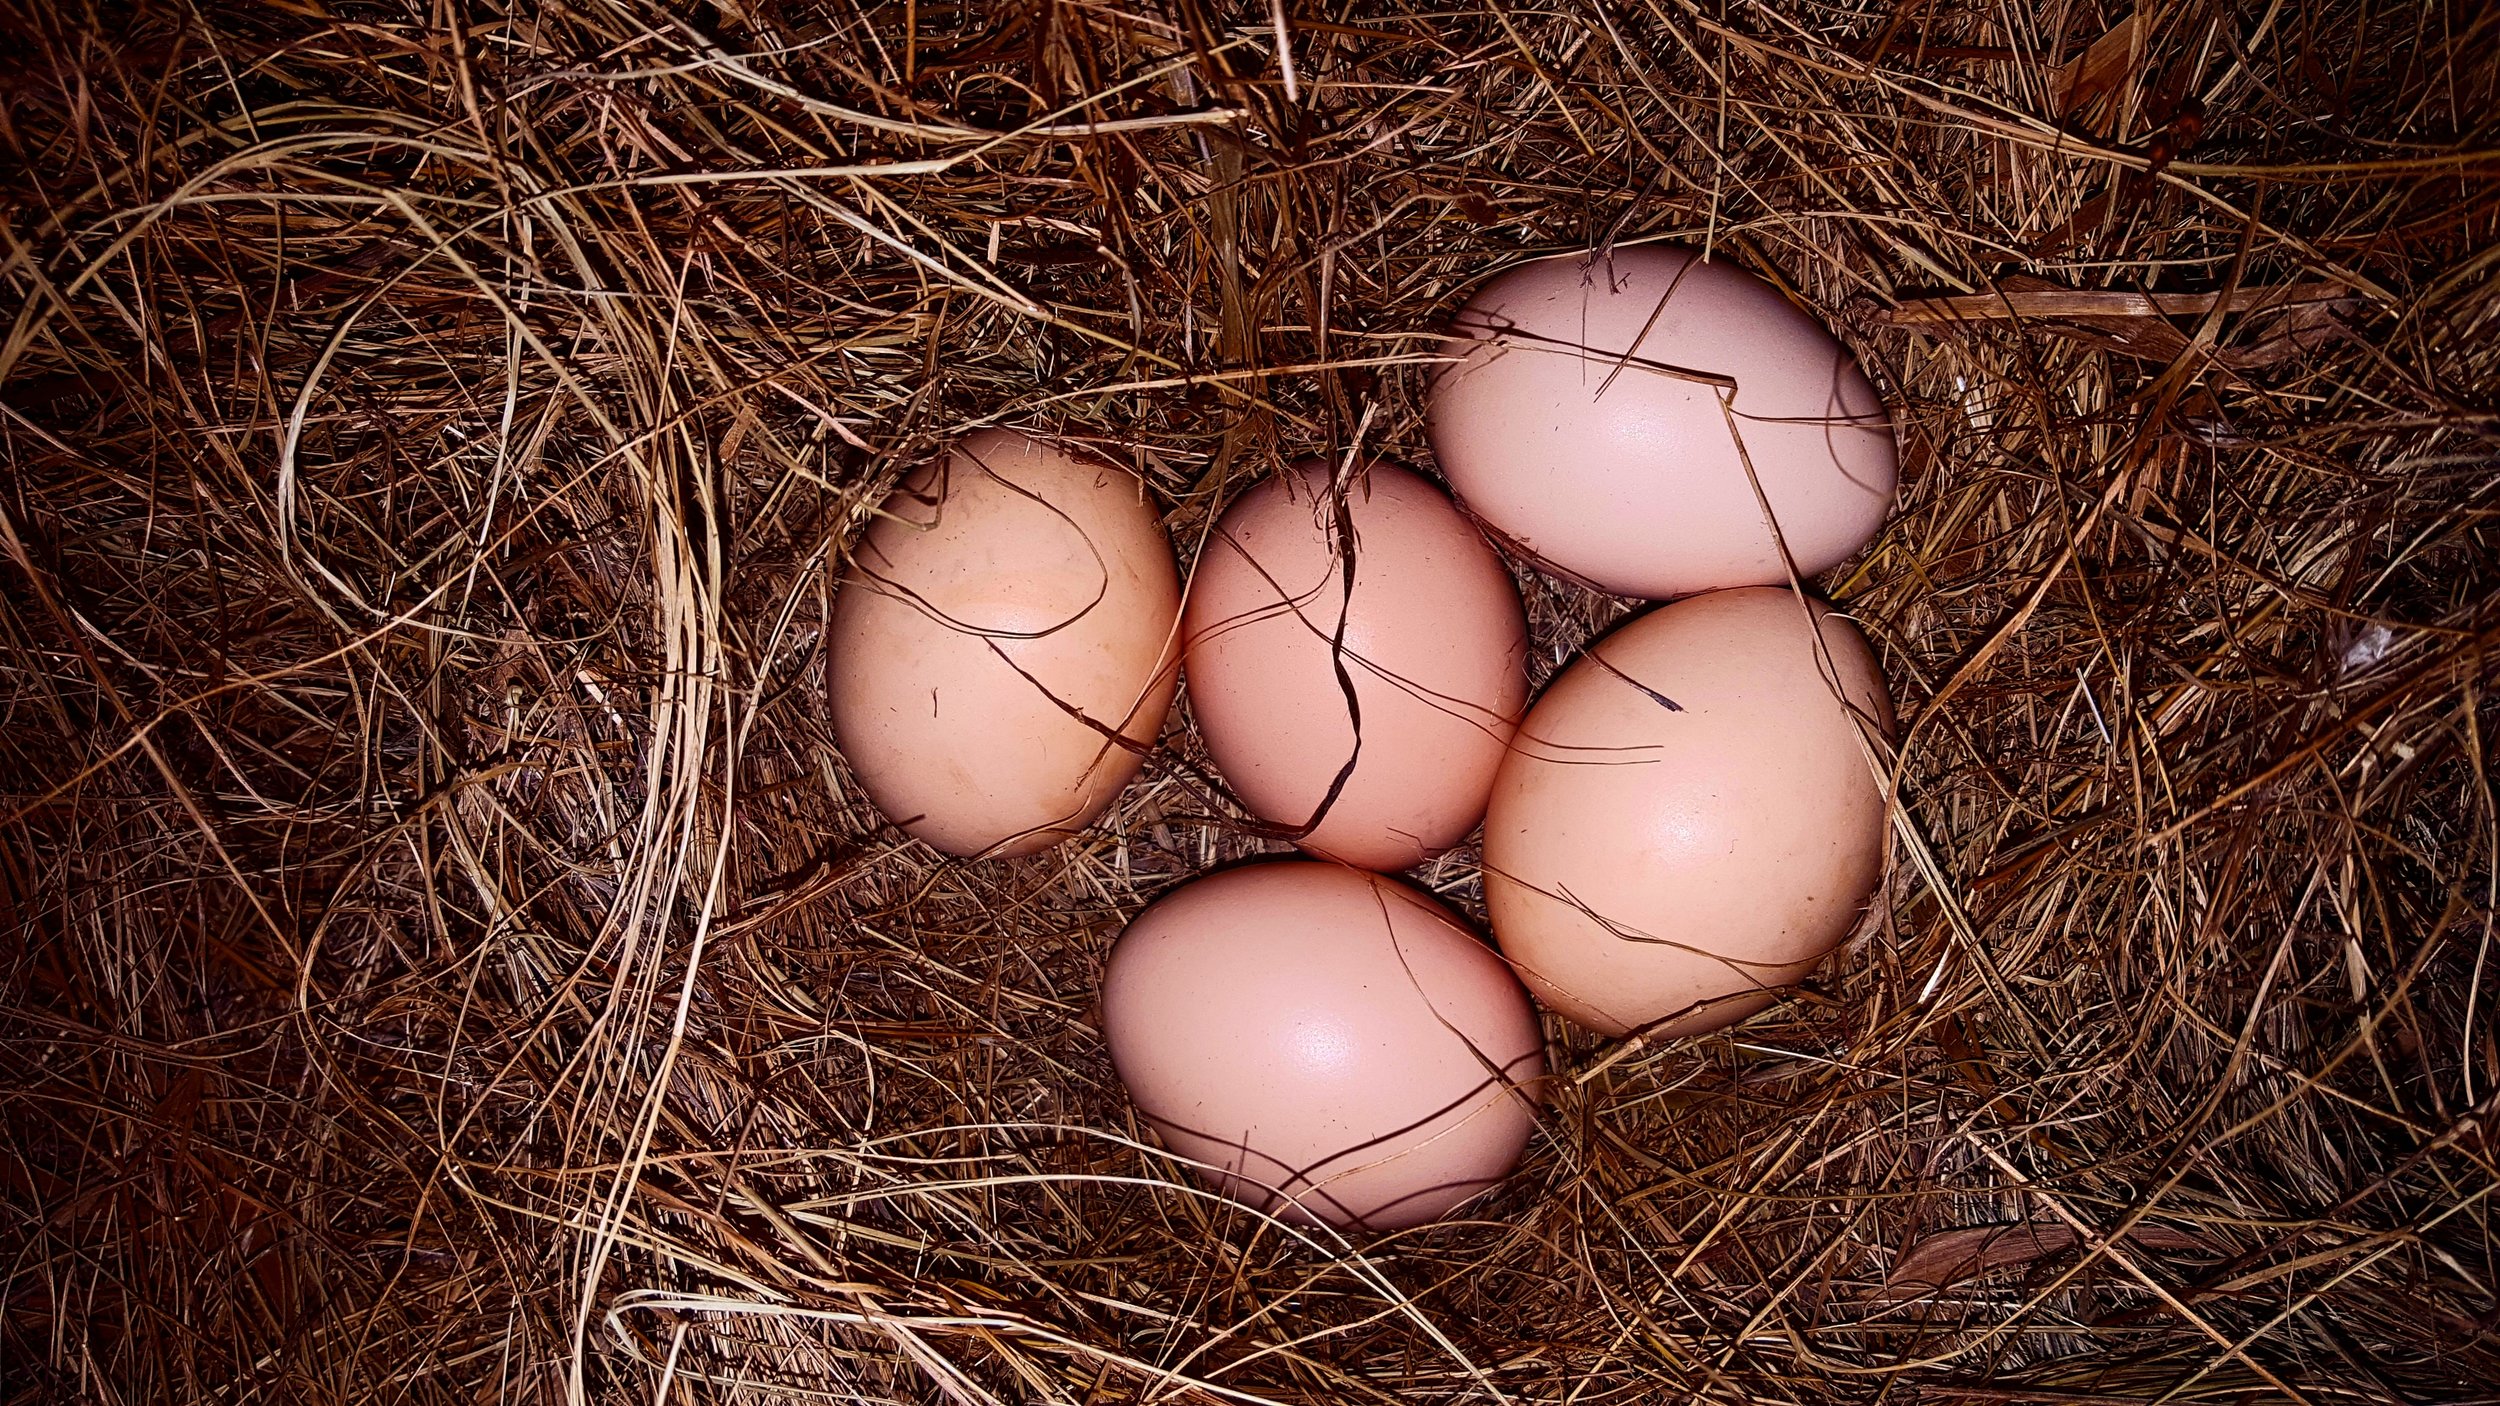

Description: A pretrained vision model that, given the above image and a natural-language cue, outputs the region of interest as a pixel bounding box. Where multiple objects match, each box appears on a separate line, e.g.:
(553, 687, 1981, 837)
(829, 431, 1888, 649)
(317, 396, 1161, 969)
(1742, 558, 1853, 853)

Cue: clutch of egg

(827, 238, 1903, 1232)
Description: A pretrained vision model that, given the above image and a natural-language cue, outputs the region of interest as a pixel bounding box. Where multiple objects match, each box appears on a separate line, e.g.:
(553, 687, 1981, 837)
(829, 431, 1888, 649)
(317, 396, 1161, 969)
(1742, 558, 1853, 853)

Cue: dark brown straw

(3, 1, 2495, 1401)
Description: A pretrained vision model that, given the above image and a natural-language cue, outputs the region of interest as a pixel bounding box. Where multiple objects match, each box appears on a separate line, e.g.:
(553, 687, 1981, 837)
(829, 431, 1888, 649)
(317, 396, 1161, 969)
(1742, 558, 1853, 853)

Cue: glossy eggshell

(1183, 460, 1529, 871)
(1484, 588, 1892, 1037)
(1426, 245, 1896, 599)
(1102, 862, 1545, 1231)
(829, 429, 1181, 857)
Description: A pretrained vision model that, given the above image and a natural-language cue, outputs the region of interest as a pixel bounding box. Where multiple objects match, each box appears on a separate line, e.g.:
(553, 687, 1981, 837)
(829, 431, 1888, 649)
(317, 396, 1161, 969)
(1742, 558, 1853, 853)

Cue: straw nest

(3, 1, 2495, 1402)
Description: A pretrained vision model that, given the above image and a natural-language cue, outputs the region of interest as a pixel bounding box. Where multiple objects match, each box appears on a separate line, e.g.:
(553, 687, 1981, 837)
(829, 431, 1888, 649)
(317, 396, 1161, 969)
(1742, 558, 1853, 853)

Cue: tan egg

(1183, 459, 1529, 871)
(1484, 588, 1892, 1037)
(829, 429, 1181, 857)
(1426, 245, 1896, 599)
(1102, 861, 1545, 1231)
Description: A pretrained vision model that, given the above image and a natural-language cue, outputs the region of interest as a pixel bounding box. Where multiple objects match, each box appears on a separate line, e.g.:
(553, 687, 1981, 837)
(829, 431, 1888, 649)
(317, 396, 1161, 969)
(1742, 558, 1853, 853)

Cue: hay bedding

(0, 0, 2494, 1401)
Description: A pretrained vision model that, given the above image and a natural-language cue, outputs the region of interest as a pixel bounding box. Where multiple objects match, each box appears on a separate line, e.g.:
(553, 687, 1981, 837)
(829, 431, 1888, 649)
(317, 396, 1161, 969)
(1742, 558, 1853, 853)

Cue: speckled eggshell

(1484, 587, 1893, 1037)
(829, 429, 1181, 858)
(1102, 861, 1546, 1231)
(1426, 245, 1896, 599)
(1182, 459, 1529, 871)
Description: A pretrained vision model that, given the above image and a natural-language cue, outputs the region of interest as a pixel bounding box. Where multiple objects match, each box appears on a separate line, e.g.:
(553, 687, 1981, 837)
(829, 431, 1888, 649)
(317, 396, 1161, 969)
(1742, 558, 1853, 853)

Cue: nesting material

(2, 2, 2494, 1403)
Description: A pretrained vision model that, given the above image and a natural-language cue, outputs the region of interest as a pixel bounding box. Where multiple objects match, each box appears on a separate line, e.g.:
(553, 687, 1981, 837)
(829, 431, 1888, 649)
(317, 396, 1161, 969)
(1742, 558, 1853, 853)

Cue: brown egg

(1484, 588, 1892, 1036)
(1183, 459, 1529, 871)
(829, 429, 1181, 857)
(1102, 861, 1545, 1230)
(1426, 245, 1896, 599)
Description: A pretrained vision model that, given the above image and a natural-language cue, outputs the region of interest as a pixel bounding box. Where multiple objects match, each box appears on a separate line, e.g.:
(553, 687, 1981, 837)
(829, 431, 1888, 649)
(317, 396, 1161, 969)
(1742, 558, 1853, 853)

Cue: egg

(1182, 459, 1529, 871)
(1483, 587, 1892, 1037)
(1102, 861, 1545, 1230)
(829, 429, 1181, 857)
(1426, 245, 1896, 599)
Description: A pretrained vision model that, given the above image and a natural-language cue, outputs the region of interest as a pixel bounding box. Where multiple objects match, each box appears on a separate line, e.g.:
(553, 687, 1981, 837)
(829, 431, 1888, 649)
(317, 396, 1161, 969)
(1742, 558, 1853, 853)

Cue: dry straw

(3, 0, 2496, 1402)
